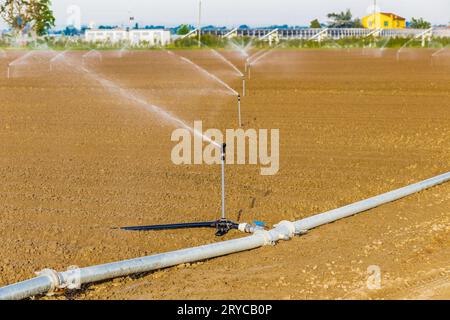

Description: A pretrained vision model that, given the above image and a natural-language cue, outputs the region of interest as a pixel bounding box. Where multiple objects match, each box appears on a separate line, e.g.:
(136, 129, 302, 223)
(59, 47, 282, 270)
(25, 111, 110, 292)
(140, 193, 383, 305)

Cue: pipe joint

(35, 269, 63, 293)
(254, 220, 297, 245)
(238, 223, 266, 234)
(238, 223, 251, 233)
(254, 230, 276, 246)
(272, 220, 297, 240)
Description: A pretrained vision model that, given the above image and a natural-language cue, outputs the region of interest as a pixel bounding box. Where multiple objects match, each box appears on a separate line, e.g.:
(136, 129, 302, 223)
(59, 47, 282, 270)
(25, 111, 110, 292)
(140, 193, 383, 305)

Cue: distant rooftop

(379, 12, 406, 20)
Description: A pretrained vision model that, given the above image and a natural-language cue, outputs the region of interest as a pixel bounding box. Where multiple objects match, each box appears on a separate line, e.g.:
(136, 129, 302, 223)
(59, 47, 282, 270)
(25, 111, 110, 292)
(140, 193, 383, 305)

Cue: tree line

(311, 9, 432, 29)
(0, 3, 435, 39)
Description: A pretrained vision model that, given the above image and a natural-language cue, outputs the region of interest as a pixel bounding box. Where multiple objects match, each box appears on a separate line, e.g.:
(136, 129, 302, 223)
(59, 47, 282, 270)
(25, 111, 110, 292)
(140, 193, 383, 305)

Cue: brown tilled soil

(0, 48, 449, 300)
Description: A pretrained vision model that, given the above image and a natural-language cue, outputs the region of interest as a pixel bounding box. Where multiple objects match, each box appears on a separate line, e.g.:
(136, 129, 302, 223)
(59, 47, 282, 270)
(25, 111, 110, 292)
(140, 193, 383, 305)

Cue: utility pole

(128, 10, 134, 31)
(373, 0, 377, 29)
(198, 0, 202, 47)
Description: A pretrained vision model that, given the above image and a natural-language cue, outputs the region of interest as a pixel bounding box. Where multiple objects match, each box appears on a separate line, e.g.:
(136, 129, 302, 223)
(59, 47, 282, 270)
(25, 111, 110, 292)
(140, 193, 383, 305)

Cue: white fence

(202, 27, 450, 40)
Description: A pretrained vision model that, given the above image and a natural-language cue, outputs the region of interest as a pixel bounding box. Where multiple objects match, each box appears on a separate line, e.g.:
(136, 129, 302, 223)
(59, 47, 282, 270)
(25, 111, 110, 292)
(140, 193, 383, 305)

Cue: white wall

(85, 30, 128, 42)
(85, 29, 171, 45)
(128, 30, 171, 45)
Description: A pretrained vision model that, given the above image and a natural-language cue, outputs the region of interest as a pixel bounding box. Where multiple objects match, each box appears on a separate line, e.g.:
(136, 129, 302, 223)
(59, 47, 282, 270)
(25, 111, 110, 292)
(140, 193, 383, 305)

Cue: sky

(1, 0, 449, 29)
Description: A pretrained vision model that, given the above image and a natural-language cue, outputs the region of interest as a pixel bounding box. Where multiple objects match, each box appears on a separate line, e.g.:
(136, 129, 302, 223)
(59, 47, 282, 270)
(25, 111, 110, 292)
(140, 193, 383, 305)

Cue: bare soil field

(0, 48, 449, 299)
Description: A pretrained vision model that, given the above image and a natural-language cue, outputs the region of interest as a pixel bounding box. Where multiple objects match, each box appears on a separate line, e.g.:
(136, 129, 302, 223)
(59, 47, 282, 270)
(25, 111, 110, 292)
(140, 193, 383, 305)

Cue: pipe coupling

(238, 223, 252, 233)
(253, 230, 276, 246)
(271, 220, 297, 241)
(35, 268, 63, 293)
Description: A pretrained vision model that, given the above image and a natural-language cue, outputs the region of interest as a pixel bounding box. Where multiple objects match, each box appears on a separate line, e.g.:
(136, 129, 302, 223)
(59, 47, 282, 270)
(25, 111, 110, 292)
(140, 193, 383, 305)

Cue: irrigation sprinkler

(397, 28, 434, 62)
(396, 51, 401, 62)
(220, 143, 226, 220)
(2, 171, 450, 300)
(6, 50, 36, 79)
(237, 95, 242, 127)
(119, 143, 241, 236)
(244, 59, 252, 79)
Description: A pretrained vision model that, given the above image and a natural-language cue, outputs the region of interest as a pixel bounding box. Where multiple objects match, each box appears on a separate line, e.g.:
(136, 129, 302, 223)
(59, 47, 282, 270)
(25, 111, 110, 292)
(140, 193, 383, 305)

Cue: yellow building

(362, 12, 406, 29)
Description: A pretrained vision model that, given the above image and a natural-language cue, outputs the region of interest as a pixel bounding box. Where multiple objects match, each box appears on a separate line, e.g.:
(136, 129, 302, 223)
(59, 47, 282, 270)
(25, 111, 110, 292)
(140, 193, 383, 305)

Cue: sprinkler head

(238, 94, 241, 101)
(221, 143, 227, 160)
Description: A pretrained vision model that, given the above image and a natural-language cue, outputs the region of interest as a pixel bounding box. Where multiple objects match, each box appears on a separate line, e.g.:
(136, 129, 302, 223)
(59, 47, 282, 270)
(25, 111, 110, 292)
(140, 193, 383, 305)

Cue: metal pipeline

(0, 228, 279, 300)
(0, 171, 449, 300)
(293, 171, 450, 233)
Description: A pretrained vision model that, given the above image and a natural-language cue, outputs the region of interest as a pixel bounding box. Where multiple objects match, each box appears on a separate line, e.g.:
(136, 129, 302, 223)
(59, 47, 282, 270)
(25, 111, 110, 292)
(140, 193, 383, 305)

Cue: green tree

(310, 19, 321, 28)
(0, 0, 27, 32)
(410, 17, 431, 29)
(177, 24, 190, 35)
(327, 9, 362, 28)
(0, 0, 55, 36)
(28, 0, 54, 35)
(353, 18, 363, 28)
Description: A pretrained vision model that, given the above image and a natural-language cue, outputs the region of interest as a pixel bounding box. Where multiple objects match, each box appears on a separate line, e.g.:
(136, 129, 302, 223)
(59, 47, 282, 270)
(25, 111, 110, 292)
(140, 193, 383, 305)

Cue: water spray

(59, 54, 218, 150)
(249, 47, 280, 66)
(57, 58, 240, 237)
(118, 47, 128, 59)
(167, 51, 243, 126)
(244, 59, 251, 79)
(49, 50, 68, 72)
(396, 28, 434, 62)
(242, 77, 246, 97)
(430, 47, 448, 66)
(228, 39, 250, 58)
(6, 63, 12, 79)
(208, 48, 243, 78)
(82, 50, 103, 67)
(119, 143, 241, 236)
(247, 49, 268, 65)
(6, 50, 36, 79)
(168, 51, 238, 96)
(431, 47, 447, 57)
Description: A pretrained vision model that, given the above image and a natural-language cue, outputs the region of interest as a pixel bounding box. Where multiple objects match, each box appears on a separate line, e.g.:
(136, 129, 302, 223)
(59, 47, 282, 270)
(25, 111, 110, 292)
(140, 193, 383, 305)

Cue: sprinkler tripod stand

(119, 143, 240, 237)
